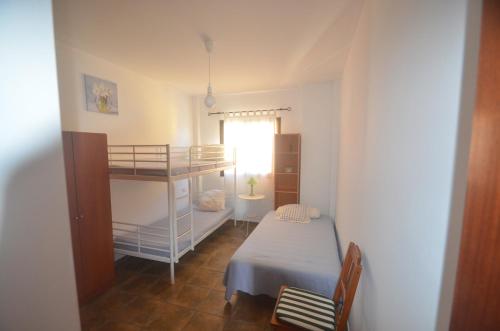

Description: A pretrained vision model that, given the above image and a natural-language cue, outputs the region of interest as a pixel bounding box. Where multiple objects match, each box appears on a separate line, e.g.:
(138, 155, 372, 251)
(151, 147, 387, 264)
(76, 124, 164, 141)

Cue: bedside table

(238, 193, 265, 236)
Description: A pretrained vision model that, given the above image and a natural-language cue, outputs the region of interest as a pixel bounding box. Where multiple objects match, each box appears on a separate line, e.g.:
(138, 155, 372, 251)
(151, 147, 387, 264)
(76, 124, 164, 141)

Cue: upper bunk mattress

(223, 211, 341, 300)
(109, 161, 234, 178)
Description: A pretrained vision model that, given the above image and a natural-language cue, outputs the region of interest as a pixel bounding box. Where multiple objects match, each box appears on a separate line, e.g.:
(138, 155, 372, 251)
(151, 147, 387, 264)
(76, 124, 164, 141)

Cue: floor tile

(87, 288, 136, 316)
(231, 293, 276, 326)
(183, 312, 225, 331)
(166, 284, 211, 308)
(91, 321, 142, 331)
(146, 302, 194, 331)
(195, 289, 235, 317)
(212, 271, 227, 292)
(105, 295, 159, 326)
(196, 241, 220, 255)
(141, 260, 172, 277)
(172, 262, 200, 283)
(147, 278, 183, 299)
(112, 270, 136, 286)
(120, 273, 161, 295)
(80, 305, 107, 331)
(223, 320, 269, 331)
(204, 254, 231, 272)
(180, 251, 212, 266)
(186, 267, 224, 289)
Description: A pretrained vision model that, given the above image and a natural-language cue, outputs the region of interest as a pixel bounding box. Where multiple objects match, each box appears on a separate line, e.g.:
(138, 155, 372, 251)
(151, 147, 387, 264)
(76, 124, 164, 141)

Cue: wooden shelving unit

(274, 134, 301, 209)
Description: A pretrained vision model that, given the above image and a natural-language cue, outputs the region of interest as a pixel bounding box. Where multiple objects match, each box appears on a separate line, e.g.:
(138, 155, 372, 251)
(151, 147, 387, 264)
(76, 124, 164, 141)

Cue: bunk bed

(107, 144, 236, 284)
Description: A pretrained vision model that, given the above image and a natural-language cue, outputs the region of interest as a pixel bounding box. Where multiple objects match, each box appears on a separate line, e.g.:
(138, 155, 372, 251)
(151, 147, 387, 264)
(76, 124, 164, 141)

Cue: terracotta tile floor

(81, 221, 276, 331)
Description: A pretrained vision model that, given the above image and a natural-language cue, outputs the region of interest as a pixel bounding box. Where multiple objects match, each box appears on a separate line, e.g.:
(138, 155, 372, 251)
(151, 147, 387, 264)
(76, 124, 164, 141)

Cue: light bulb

(204, 85, 216, 108)
(205, 94, 216, 108)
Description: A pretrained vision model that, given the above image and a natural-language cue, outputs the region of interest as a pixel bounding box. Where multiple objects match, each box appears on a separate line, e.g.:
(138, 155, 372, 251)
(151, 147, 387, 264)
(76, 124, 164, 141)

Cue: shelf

(274, 134, 300, 209)
(275, 190, 299, 207)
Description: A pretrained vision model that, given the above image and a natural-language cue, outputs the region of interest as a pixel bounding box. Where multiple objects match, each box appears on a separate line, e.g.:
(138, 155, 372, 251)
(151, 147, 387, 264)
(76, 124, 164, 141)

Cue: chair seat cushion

(276, 287, 336, 331)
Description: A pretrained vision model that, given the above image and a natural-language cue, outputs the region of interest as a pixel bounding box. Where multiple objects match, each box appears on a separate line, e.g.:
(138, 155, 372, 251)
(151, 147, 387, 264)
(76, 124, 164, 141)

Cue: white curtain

(224, 115, 275, 175)
(224, 115, 275, 219)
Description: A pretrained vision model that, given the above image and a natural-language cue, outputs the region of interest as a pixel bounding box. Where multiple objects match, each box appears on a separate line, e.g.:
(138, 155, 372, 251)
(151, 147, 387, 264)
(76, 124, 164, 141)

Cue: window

(224, 115, 275, 175)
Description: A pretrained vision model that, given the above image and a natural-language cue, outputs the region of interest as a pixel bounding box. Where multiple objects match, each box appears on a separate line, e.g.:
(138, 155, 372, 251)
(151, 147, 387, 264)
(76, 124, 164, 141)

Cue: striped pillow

(276, 204, 310, 223)
(276, 287, 336, 331)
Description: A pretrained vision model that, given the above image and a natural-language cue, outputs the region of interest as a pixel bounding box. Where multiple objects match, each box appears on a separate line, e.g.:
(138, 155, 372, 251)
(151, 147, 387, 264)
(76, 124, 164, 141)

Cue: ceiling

(53, 0, 364, 94)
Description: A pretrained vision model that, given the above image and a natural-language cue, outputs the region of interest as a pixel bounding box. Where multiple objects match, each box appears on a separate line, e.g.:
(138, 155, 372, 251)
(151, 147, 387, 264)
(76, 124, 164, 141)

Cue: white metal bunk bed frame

(107, 144, 237, 284)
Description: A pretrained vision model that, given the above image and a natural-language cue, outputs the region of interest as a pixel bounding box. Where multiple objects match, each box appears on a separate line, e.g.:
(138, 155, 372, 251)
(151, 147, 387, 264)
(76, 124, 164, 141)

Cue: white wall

(0, 1, 81, 330)
(56, 43, 193, 233)
(334, 1, 481, 330)
(193, 82, 340, 219)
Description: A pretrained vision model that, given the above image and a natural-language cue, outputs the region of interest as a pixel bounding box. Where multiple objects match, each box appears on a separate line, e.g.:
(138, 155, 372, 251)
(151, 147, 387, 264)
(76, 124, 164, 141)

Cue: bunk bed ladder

(173, 147, 194, 263)
(174, 202, 193, 262)
(172, 180, 178, 264)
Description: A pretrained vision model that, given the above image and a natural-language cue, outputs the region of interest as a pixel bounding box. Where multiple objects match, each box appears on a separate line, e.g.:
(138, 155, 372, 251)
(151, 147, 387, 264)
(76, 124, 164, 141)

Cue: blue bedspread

(223, 211, 341, 300)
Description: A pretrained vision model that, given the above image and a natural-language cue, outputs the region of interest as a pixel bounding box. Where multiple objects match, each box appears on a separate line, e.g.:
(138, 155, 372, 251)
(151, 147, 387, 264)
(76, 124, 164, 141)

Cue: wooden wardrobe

(62, 131, 115, 304)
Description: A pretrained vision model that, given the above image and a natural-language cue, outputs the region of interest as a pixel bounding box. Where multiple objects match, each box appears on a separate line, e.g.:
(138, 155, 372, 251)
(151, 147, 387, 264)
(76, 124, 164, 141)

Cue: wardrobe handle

(79, 214, 84, 220)
(74, 216, 79, 221)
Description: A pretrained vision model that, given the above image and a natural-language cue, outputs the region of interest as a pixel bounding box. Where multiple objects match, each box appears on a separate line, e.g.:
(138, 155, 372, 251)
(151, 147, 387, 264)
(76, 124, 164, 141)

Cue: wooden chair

(270, 242, 362, 331)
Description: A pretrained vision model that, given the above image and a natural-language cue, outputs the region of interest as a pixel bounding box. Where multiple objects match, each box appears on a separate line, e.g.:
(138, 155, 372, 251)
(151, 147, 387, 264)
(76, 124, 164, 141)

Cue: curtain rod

(207, 107, 291, 116)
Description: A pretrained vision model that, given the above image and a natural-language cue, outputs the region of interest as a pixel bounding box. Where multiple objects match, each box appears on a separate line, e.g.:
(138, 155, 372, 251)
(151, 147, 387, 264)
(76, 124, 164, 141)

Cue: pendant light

(204, 37, 216, 109)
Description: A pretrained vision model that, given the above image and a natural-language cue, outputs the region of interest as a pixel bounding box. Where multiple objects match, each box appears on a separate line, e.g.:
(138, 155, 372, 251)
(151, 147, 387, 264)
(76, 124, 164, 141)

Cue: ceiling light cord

(203, 36, 216, 109)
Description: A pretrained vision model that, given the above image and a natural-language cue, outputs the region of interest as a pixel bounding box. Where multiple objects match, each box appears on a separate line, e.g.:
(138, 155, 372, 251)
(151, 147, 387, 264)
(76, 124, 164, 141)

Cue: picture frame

(83, 74, 118, 114)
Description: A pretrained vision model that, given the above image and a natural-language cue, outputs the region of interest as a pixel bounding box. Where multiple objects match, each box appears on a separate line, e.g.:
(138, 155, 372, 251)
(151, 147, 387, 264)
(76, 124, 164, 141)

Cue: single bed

(223, 211, 341, 300)
(113, 206, 233, 259)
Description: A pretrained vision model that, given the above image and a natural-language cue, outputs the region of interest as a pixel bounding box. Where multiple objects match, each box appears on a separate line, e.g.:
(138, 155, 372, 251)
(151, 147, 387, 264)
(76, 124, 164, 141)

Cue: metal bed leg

(169, 260, 175, 285)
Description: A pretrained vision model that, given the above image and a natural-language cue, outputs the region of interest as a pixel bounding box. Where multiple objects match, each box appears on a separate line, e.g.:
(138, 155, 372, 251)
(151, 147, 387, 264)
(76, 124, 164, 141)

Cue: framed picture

(84, 74, 118, 114)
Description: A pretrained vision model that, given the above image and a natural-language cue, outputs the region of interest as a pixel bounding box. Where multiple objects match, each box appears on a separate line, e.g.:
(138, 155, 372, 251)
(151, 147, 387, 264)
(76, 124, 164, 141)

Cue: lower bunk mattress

(109, 161, 234, 177)
(223, 211, 341, 300)
(113, 207, 233, 259)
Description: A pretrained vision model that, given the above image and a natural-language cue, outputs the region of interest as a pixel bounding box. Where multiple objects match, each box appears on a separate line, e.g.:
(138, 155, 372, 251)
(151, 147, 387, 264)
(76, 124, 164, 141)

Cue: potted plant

(247, 177, 257, 196)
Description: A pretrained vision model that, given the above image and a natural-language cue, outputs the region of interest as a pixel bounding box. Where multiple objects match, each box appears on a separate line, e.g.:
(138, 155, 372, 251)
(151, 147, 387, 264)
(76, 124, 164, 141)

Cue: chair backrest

(333, 242, 362, 331)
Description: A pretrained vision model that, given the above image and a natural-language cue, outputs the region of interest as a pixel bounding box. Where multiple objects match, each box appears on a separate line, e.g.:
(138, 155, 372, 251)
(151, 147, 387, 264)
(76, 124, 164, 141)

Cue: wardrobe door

(62, 132, 85, 301)
(72, 132, 114, 302)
